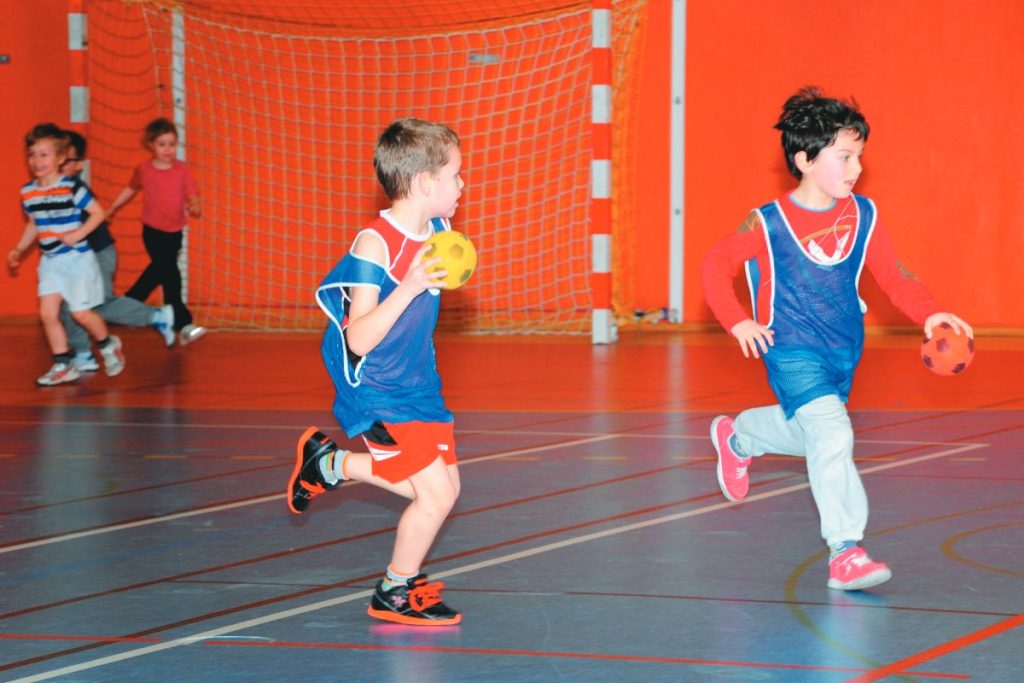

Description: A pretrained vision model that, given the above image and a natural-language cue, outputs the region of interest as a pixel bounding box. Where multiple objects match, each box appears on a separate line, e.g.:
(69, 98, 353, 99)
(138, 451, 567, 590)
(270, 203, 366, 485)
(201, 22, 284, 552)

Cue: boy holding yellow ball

(287, 118, 467, 625)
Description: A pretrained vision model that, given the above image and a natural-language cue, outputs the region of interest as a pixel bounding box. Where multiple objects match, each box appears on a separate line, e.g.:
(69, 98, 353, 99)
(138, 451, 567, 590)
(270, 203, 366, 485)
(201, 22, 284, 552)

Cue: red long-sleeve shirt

(702, 195, 941, 333)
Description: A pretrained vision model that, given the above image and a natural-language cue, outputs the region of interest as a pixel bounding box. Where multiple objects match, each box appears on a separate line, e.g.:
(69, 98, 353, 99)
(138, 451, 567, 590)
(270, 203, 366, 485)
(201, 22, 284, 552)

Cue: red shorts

(361, 420, 457, 484)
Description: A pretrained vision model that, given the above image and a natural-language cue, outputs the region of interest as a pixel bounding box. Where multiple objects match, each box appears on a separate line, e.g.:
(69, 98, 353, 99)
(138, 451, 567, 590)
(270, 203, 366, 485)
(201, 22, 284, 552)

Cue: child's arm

(186, 193, 202, 218)
(866, 221, 973, 339)
(701, 211, 774, 358)
(8, 219, 36, 273)
(107, 185, 137, 216)
(60, 198, 107, 245)
(344, 235, 445, 357)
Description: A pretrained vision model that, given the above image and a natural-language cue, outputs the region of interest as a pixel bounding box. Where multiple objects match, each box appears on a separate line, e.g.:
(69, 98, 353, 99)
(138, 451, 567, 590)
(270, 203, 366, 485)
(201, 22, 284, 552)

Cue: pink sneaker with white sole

(711, 415, 752, 502)
(827, 547, 892, 590)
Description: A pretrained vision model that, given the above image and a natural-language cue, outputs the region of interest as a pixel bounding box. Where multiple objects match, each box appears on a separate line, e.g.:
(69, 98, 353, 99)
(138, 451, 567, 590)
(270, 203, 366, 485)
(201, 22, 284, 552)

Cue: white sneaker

(180, 324, 207, 346)
(72, 352, 100, 372)
(99, 335, 126, 377)
(36, 361, 80, 386)
(152, 304, 176, 347)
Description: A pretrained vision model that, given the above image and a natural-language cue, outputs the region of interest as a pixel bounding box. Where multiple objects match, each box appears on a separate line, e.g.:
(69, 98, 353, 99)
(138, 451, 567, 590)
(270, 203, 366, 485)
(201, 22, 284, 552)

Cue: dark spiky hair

(774, 86, 869, 179)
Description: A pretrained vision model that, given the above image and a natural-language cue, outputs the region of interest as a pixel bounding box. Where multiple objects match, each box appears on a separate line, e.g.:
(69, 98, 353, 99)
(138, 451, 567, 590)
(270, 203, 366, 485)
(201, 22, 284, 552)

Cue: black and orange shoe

(367, 574, 462, 626)
(287, 426, 339, 514)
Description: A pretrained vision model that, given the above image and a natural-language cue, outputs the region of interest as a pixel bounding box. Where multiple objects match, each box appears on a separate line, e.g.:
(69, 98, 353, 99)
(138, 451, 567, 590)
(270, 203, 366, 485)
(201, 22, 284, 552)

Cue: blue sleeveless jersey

(745, 195, 876, 418)
(316, 216, 453, 438)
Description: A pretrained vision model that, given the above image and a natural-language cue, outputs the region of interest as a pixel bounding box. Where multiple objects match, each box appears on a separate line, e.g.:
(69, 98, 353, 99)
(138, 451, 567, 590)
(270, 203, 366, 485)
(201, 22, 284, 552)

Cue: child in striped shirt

(7, 123, 125, 385)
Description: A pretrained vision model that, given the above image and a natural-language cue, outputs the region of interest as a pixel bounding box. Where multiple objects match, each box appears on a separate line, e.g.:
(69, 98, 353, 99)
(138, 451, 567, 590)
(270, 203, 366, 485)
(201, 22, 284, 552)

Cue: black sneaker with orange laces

(367, 574, 462, 626)
(287, 426, 339, 514)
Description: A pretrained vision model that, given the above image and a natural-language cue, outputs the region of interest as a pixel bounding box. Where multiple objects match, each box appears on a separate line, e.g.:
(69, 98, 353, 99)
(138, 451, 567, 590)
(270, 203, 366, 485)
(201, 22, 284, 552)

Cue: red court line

(3, 422, 1008, 676)
(847, 612, 1024, 682)
(204, 639, 970, 679)
(0, 463, 704, 672)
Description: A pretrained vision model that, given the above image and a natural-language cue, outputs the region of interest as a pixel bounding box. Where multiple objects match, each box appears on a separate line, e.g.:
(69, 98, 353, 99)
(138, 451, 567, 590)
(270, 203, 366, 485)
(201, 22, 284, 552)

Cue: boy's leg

(37, 295, 80, 386)
(125, 225, 167, 303)
(712, 404, 804, 501)
(341, 452, 415, 498)
(151, 229, 193, 330)
(58, 298, 91, 357)
(286, 427, 412, 513)
(367, 456, 461, 626)
(733, 404, 808, 457)
(96, 245, 117, 303)
(390, 456, 459, 573)
(792, 396, 889, 589)
(70, 308, 125, 378)
(92, 245, 164, 329)
(40, 294, 72, 355)
(791, 395, 867, 546)
(98, 295, 162, 327)
(70, 308, 110, 342)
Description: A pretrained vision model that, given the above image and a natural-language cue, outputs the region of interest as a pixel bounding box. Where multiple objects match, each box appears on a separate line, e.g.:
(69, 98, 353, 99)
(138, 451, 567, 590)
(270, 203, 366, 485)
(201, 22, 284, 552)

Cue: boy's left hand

(924, 312, 973, 339)
(400, 242, 448, 293)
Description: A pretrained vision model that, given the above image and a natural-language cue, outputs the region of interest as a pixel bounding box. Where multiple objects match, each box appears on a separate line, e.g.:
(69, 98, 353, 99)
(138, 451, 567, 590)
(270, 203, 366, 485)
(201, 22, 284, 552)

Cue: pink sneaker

(711, 415, 752, 502)
(827, 547, 892, 590)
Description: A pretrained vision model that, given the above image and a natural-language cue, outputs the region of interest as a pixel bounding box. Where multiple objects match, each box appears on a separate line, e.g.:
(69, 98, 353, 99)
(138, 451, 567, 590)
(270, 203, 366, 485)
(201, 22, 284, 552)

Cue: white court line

(7, 441, 986, 683)
(0, 434, 617, 556)
(0, 417, 977, 444)
(0, 433, 982, 555)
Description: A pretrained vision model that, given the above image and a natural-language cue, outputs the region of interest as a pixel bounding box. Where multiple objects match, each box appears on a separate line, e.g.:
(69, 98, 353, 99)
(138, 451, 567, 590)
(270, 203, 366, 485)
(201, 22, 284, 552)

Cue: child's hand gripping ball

(425, 230, 476, 289)
(921, 322, 975, 375)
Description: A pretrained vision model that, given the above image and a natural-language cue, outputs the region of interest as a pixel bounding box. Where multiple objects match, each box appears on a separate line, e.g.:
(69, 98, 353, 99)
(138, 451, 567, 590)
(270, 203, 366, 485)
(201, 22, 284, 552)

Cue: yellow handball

(424, 230, 477, 289)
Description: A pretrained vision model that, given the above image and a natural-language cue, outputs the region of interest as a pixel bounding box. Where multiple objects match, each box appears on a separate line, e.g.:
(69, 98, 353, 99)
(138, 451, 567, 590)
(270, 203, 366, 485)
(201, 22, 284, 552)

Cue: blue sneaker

(72, 352, 100, 372)
(152, 304, 176, 347)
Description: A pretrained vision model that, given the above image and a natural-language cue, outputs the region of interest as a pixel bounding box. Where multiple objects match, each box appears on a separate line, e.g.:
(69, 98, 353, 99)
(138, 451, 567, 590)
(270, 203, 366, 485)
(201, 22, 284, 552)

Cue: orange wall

(1, 0, 70, 316)
(4, 0, 1024, 331)
(680, 0, 1024, 330)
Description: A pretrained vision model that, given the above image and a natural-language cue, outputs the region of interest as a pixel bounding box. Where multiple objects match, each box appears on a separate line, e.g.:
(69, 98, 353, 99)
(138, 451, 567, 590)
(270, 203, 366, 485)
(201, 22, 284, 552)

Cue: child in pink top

(109, 117, 206, 345)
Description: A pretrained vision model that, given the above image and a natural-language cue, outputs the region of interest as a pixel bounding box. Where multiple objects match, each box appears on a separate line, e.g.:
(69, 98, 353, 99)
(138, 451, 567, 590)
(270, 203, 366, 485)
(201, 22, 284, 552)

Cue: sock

(829, 540, 858, 561)
(55, 352, 74, 364)
(381, 565, 417, 591)
(317, 449, 348, 486)
(97, 336, 111, 348)
(728, 433, 748, 458)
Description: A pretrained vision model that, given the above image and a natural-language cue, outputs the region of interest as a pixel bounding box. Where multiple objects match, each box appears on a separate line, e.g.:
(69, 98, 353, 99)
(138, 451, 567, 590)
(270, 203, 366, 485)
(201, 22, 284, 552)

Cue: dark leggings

(125, 224, 193, 330)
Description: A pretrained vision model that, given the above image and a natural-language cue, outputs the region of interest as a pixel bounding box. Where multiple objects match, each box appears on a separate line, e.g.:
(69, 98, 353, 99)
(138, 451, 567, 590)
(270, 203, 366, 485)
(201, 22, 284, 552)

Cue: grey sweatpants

(62, 245, 157, 354)
(732, 394, 869, 547)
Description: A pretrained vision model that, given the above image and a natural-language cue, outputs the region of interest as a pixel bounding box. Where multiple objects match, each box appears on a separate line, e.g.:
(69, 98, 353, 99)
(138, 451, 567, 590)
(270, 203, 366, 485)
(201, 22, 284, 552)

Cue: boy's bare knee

(417, 486, 457, 518)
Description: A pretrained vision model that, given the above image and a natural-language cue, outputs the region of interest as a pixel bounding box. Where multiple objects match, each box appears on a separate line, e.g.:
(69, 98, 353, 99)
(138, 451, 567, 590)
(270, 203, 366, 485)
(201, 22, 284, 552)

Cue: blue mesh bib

(745, 195, 876, 417)
(316, 217, 452, 438)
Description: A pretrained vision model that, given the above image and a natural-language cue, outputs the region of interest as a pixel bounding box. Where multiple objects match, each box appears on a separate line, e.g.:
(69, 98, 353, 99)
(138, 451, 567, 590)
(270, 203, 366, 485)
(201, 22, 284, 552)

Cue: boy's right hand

(7, 248, 22, 274)
(730, 318, 774, 359)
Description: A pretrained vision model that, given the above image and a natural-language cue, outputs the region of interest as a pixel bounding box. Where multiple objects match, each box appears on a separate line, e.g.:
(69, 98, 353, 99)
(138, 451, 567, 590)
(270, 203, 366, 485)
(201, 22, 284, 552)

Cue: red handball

(920, 323, 975, 376)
